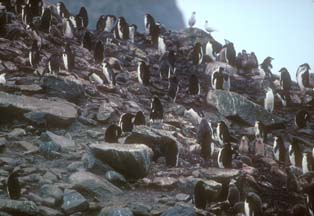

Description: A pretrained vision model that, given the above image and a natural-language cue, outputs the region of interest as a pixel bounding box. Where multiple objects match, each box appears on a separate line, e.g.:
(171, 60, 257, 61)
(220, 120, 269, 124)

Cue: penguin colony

(1, 1, 314, 215)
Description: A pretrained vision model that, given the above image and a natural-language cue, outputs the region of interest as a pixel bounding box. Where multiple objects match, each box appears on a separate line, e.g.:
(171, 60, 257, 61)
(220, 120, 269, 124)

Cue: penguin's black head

(118, 17, 126, 24)
(218, 67, 224, 73)
(279, 67, 288, 73)
(300, 63, 311, 70)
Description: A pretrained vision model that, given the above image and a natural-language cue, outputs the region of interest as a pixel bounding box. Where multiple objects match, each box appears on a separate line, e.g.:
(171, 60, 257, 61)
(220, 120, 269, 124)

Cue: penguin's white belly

(302, 157, 309, 173)
(90, 73, 103, 85)
(290, 153, 296, 167)
(210, 142, 215, 157)
(273, 148, 279, 161)
(65, 23, 73, 38)
(223, 76, 230, 91)
(265, 92, 274, 112)
(118, 27, 123, 39)
(137, 67, 143, 84)
(206, 43, 215, 60)
(63, 53, 68, 70)
(29, 52, 33, 67)
(244, 200, 250, 216)
(217, 148, 223, 168)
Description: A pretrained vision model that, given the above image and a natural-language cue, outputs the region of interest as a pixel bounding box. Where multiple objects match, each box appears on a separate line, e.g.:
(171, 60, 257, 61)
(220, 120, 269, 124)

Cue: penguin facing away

(144, 13, 155, 35)
(167, 76, 179, 102)
(94, 41, 104, 64)
(279, 67, 292, 92)
(7, 170, 21, 200)
(191, 42, 203, 65)
(105, 124, 122, 143)
(83, 31, 93, 51)
(197, 118, 214, 160)
(188, 74, 200, 95)
(134, 111, 145, 126)
(39, 8, 52, 33)
(211, 67, 224, 90)
(295, 110, 310, 129)
(264, 87, 274, 113)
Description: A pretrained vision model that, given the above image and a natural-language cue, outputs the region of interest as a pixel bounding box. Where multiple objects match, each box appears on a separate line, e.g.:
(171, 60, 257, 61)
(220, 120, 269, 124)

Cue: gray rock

(41, 131, 75, 151)
(91, 143, 153, 179)
(69, 171, 122, 200)
(40, 184, 64, 206)
(96, 101, 118, 123)
(175, 193, 191, 202)
(61, 189, 89, 215)
(39, 141, 61, 160)
(0, 92, 77, 127)
(127, 202, 152, 216)
(105, 171, 127, 186)
(207, 90, 285, 126)
(151, 177, 177, 189)
(42, 75, 84, 103)
(0, 200, 40, 216)
(200, 167, 241, 181)
(99, 207, 134, 216)
(39, 206, 64, 216)
(6, 128, 26, 140)
(160, 206, 195, 216)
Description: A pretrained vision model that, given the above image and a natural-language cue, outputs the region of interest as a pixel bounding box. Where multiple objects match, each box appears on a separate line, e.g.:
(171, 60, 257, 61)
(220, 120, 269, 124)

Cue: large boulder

(69, 171, 122, 201)
(0, 200, 40, 216)
(90, 143, 153, 179)
(160, 206, 195, 216)
(0, 92, 77, 127)
(42, 75, 84, 103)
(207, 90, 285, 126)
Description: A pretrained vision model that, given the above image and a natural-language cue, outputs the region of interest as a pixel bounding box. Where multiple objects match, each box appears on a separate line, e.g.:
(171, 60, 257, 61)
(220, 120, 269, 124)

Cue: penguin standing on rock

(211, 67, 224, 90)
(191, 42, 203, 65)
(39, 8, 52, 33)
(57, 2, 70, 18)
(239, 136, 250, 154)
(129, 24, 137, 43)
(296, 63, 311, 91)
(167, 76, 179, 102)
(295, 110, 310, 129)
(217, 143, 234, 168)
(289, 140, 303, 168)
(280, 67, 292, 92)
(29, 41, 40, 68)
(217, 121, 230, 146)
(83, 31, 93, 51)
(302, 152, 314, 174)
(21, 4, 32, 26)
(94, 41, 104, 64)
(137, 61, 150, 86)
(96, 15, 106, 32)
(77, 6, 88, 28)
(104, 15, 116, 32)
(260, 57, 274, 79)
(150, 96, 163, 123)
(223, 39, 236, 66)
(48, 54, 60, 74)
(244, 192, 263, 216)
(7, 170, 21, 200)
(62, 43, 74, 72)
(134, 111, 145, 126)
(188, 74, 200, 95)
(144, 14, 155, 35)
(303, 182, 314, 215)
(227, 181, 240, 208)
(102, 62, 115, 86)
(194, 181, 208, 209)
(273, 136, 286, 164)
(188, 11, 196, 28)
(119, 113, 134, 132)
(197, 118, 214, 160)
(254, 121, 267, 142)
(63, 18, 74, 39)
(105, 124, 121, 143)
(114, 17, 129, 40)
(264, 87, 274, 113)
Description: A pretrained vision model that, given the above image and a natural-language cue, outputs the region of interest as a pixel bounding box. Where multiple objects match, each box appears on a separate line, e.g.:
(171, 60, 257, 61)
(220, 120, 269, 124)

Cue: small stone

(61, 189, 89, 215)
(7, 128, 26, 140)
(175, 193, 191, 202)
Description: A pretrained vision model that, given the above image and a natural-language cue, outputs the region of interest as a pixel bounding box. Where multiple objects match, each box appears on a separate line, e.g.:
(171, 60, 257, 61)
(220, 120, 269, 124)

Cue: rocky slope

(0, 1, 314, 216)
